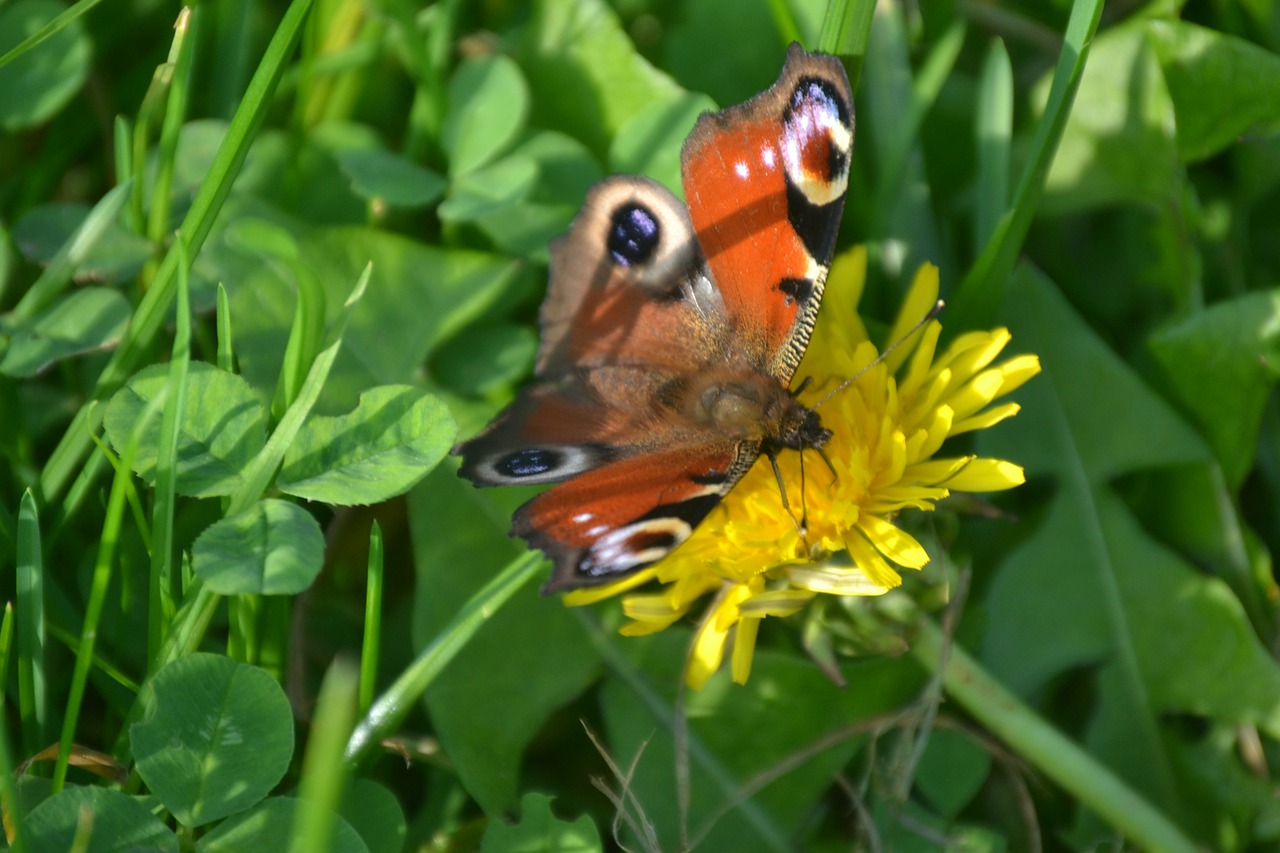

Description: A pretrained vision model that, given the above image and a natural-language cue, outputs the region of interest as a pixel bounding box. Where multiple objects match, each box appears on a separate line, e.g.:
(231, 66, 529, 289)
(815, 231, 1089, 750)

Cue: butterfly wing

(455, 176, 747, 589)
(456, 176, 733, 489)
(516, 446, 737, 592)
(455, 46, 853, 592)
(533, 176, 729, 378)
(681, 43, 853, 383)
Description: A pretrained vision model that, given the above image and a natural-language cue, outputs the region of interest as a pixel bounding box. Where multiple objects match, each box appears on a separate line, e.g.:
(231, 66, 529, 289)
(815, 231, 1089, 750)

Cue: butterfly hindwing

(535, 176, 728, 377)
(514, 446, 737, 592)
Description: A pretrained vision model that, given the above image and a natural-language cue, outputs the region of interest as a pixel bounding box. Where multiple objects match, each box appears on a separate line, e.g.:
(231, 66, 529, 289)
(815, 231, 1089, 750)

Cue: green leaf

(102, 362, 267, 498)
(512, 0, 682, 159)
(192, 500, 326, 595)
(333, 147, 447, 207)
(512, 130, 604, 205)
(1147, 290, 1280, 489)
(1147, 20, 1280, 163)
(979, 265, 1280, 830)
(0, 287, 130, 378)
(1039, 21, 1179, 213)
(131, 654, 294, 827)
(339, 780, 407, 853)
(914, 728, 992, 819)
(8, 181, 135, 323)
(661, 0, 793, 108)
(434, 322, 537, 397)
(472, 130, 601, 261)
(442, 54, 529, 176)
(609, 92, 716, 192)
(480, 793, 601, 853)
(437, 154, 539, 223)
(196, 797, 368, 853)
(24, 786, 180, 852)
(278, 385, 457, 505)
(410, 467, 598, 814)
(230, 227, 519, 412)
(11, 202, 153, 284)
(229, 265, 369, 516)
(0, 0, 91, 130)
(16, 489, 47, 754)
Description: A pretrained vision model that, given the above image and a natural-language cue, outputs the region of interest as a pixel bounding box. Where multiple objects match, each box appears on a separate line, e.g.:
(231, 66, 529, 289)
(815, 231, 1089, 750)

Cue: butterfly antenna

(813, 299, 945, 409)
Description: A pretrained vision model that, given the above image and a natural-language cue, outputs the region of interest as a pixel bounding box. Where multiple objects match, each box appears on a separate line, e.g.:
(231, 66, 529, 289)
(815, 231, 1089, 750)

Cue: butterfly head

(770, 401, 831, 454)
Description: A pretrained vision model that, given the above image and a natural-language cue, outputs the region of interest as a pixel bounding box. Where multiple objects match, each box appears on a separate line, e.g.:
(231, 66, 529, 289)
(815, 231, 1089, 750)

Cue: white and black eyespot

(584, 177, 703, 298)
(578, 517, 693, 578)
(781, 77, 852, 207)
(607, 203, 661, 267)
(471, 444, 606, 486)
(496, 447, 562, 477)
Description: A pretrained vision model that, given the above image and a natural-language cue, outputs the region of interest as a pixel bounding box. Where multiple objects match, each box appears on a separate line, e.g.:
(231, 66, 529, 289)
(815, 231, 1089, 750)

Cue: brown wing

(534, 176, 731, 378)
(457, 175, 738, 488)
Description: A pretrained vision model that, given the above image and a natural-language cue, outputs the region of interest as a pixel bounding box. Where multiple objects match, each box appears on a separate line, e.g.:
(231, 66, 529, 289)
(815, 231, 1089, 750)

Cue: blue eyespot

(607, 204, 660, 267)
(790, 78, 846, 124)
(496, 448, 562, 478)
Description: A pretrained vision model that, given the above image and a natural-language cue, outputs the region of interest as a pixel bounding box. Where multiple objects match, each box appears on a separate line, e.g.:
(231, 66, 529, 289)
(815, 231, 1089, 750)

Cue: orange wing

(681, 44, 853, 382)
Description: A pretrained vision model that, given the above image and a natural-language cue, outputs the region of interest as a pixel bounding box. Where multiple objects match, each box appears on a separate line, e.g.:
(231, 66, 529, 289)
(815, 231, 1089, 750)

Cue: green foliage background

(1, 0, 1279, 850)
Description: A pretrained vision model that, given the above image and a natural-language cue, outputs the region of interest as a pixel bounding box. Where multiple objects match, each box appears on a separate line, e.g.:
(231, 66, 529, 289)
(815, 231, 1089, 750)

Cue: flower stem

(909, 617, 1197, 853)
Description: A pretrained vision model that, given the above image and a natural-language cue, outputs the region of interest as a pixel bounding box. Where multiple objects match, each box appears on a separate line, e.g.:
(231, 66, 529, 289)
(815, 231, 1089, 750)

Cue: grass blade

(290, 658, 359, 853)
(227, 263, 370, 516)
(974, 37, 1014, 254)
(145, 7, 198, 257)
(869, 19, 966, 239)
(16, 490, 46, 754)
(345, 552, 542, 765)
(0, 0, 108, 70)
(6, 181, 133, 323)
(52, 394, 166, 792)
(147, 235, 193, 668)
(216, 283, 235, 372)
(950, 0, 1105, 329)
(359, 521, 384, 715)
(818, 0, 874, 89)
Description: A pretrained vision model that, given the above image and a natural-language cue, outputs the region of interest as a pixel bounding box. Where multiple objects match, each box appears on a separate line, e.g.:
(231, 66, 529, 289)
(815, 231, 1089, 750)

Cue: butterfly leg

(767, 450, 803, 533)
(767, 449, 816, 552)
(814, 445, 839, 486)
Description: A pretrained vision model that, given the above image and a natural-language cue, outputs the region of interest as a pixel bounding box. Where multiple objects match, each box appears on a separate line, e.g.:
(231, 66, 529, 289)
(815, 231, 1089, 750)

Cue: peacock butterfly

(454, 44, 854, 593)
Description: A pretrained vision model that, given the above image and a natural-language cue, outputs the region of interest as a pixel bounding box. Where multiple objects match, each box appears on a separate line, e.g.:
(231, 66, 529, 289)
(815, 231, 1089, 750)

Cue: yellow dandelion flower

(565, 247, 1040, 689)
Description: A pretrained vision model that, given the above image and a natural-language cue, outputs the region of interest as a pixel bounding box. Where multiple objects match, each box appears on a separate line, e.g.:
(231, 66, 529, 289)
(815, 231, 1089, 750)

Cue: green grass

(3, 0, 1280, 849)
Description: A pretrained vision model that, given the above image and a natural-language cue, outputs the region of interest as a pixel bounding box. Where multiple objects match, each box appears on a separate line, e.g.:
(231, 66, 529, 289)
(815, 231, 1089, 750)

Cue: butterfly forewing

(681, 43, 853, 384)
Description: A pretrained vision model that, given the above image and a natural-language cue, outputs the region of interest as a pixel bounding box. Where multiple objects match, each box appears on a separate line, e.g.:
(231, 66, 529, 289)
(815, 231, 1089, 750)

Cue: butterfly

(454, 44, 853, 593)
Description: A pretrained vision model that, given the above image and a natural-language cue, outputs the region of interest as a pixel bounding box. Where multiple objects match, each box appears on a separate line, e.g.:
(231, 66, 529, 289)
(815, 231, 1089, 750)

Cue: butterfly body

(455, 44, 853, 592)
